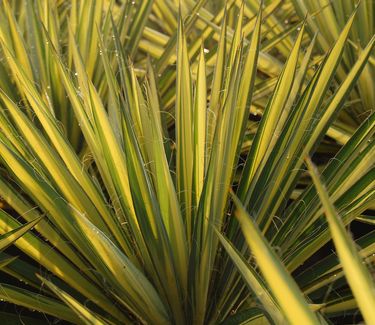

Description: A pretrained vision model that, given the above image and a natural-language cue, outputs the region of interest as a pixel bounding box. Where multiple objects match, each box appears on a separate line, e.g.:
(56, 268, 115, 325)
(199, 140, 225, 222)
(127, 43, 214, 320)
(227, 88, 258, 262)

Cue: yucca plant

(0, 0, 374, 324)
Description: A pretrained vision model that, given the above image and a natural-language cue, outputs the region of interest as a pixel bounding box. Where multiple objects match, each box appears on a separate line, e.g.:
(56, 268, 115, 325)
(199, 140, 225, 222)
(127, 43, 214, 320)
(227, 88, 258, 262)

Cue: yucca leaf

(0, 150, 126, 320)
(0, 0, 33, 79)
(0, 255, 17, 269)
(0, 216, 42, 251)
(143, 62, 189, 297)
(0, 177, 91, 270)
(70, 208, 170, 324)
(0, 283, 82, 324)
(37, 274, 122, 325)
(127, 0, 154, 56)
(306, 157, 375, 324)
(191, 37, 244, 324)
(292, 0, 374, 121)
(176, 15, 194, 241)
(305, 35, 375, 152)
(73, 0, 103, 78)
(71, 27, 188, 324)
(0, 44, 132, 256)
(193, 45, 207, 203)
(231, 8, 261, 157)
(238, 21, 305, 198)
(207, 9, 227, 153)
(155, 0, 207, 73)
(63, 26, 147, 259)
(320, 296, 357, 316)
(216, 229, 284, 324)
(356, 214, 375, 225)
(286, 168, 374, 273)
(230, 192, 321, 325)
(211, 9, 262, 317)
(243, 10, 358, 232)
(0, 90, 111, 234)
(297, 230, 375, 295)
(0, 251, 56, 290)
(278, 112, 374, 269)
(109, 22, 190, 320)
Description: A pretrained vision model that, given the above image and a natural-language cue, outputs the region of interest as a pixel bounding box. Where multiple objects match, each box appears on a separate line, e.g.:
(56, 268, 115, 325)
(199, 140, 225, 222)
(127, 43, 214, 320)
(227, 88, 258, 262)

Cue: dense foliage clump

(0, 1, 374, 324)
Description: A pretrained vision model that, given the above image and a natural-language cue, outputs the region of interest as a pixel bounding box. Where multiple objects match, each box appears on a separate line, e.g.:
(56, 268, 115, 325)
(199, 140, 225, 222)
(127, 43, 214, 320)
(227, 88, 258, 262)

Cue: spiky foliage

(0, 0, 374, 324)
